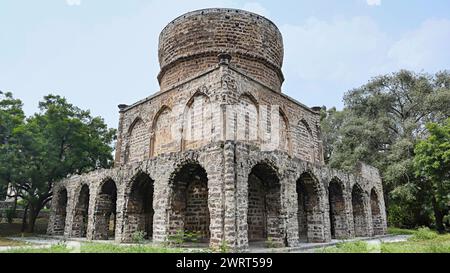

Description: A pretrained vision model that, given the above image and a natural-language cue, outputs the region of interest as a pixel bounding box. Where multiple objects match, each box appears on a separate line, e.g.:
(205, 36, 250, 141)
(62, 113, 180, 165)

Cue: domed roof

(157, 8, 285, 92)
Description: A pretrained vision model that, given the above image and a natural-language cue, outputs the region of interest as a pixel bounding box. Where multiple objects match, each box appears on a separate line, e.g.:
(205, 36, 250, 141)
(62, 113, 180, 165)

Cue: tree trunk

(26, 205, 40, 233)
(431, 196, 445, 234)
(12, 194, 17, 214)
(21, 204, 28, 232)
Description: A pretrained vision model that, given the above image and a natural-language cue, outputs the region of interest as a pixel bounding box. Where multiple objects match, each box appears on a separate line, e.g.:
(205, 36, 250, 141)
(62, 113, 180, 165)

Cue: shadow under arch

(71, 184, 90, 238)
(328, 178, 349, 239)
(247, 161, 285, 247)
(52, 187, 68, 235)
(123, 172, 155, 241)
(296, 171, 326, 243)
(93, 178, 117, 240)
(351, 183, 370, 237)
(168, 161, 210, 243)
(370, 188, 384, 236)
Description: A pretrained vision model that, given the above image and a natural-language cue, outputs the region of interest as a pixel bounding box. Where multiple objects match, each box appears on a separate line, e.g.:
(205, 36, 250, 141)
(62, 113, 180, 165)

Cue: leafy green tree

(414, 118, 450, 233)
(320, 107, 347, 164)
(0, 91, 25, 207)
(0, 94, 117, 232)
(321, 70, 450, 228)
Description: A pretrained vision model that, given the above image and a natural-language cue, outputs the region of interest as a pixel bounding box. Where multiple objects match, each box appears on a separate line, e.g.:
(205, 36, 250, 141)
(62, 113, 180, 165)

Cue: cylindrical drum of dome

(158, 8, 285, 92)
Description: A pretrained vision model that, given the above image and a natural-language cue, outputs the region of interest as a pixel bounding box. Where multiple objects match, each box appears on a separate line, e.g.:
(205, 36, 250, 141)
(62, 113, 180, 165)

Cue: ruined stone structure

(48, 8, 387, 250)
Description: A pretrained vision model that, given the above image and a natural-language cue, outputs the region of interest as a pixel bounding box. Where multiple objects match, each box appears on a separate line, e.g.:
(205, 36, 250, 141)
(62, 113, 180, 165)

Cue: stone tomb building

(48, 8, 387, 250)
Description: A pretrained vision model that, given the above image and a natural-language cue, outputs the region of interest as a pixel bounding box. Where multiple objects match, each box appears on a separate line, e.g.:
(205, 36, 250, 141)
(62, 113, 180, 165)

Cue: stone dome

(158, 8, 285, 92)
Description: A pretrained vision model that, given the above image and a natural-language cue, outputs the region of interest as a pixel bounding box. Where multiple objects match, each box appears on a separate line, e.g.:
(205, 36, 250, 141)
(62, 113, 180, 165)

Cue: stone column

(222, 141, 238, 250)
(114, 175, 127, 243)
(204, 148, 226, 249)
(152, 174, 171, 244)
(86, 184, 97, 241)
(235, 146, 250, 251)
(281, 170, 300, 247)
(114, 104, 128, 167)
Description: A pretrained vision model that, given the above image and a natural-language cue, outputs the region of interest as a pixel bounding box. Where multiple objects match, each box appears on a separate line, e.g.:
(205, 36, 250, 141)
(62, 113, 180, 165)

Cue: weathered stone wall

(114, 68, 224, 166)
(115, 63, 324, 167)
(158, 8, 284, 92)
(49, 142, 387, 251)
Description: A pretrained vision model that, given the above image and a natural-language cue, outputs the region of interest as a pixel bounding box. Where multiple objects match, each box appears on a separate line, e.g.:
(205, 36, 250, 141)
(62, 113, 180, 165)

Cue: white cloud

(280, 15, 450, 108)
(388, 19, 450, 71)
(66, 0, 81, 6)
(242, 2, 270, 17)
(366, 0, 381, 6)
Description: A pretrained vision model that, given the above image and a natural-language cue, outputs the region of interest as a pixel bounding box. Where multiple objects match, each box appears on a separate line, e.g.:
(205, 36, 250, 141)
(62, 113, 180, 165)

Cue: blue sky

(1, 0, 450, 128)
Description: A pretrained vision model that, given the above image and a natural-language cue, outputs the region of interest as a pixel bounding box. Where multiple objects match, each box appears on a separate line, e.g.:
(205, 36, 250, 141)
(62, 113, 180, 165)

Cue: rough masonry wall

(49, 141, 387, 251)
(115, 64, 324, 167)
(115, 69, 224, 166)
(158, 8, 284, 92)
(223, 67, 324, 165)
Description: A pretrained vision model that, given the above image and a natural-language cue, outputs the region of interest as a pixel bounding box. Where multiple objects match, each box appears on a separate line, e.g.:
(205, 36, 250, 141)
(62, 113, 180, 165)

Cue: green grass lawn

(317, 227, 450, 253)
(2, 222, 449, 253)
(2, 242, 207, 253)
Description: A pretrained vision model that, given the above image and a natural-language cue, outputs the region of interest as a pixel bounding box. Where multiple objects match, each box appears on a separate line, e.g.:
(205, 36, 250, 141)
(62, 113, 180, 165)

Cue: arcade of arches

(49, 160, 385, 249)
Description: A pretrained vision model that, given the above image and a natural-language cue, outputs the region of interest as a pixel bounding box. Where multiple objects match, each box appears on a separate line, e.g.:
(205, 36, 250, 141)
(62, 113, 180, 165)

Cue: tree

(321, 70, 450, 228)
(320, 107, 347, 164)
(414, 118, 450, 233)
(0, 94, 117, 232)
(0, 91, 25, 207)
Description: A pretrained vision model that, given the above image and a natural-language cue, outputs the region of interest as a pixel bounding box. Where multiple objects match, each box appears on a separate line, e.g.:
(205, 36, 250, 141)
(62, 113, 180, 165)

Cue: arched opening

(125, 173, 154, 240)
(352, 184, 369, 237)
(169, 163, 210, 243)
(247, 163, 284, 246)
(93, 179, 117, 240)
(370, 188, 384, 236)
(297, 172, 324, 242)
(72, 184, 90, 238)
(328, 179, 348, 239)
(53, 188, 68, 235)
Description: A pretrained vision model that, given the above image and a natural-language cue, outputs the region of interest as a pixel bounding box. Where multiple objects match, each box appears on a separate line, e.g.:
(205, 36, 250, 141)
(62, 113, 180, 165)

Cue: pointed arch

(182, 91, 212, 151)
(127, 117, 144, 135)
(126, 117, 148, 164)
(168, 161, 210, 243)
(123, 172, 155, 241)
(296, 171, 326, 242)
(370, 188, 384, 236)
(237, 93, 259, 142)
(93, 178, 117, 240)
(52, 187, 68, 235)
(151, 105, 173, 157)
(71, 184, 90, 238)
(352, 184, 369, 237)
(247, 161, 284, 246)
(328, 178, 348, 239)
(294, 119, 315, 162)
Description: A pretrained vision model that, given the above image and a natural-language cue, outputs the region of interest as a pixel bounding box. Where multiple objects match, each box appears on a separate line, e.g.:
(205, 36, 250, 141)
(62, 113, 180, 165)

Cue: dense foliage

(321, 70, 450, 229)
(0, 92, 116, 232)
(414, 118, 450, 232)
